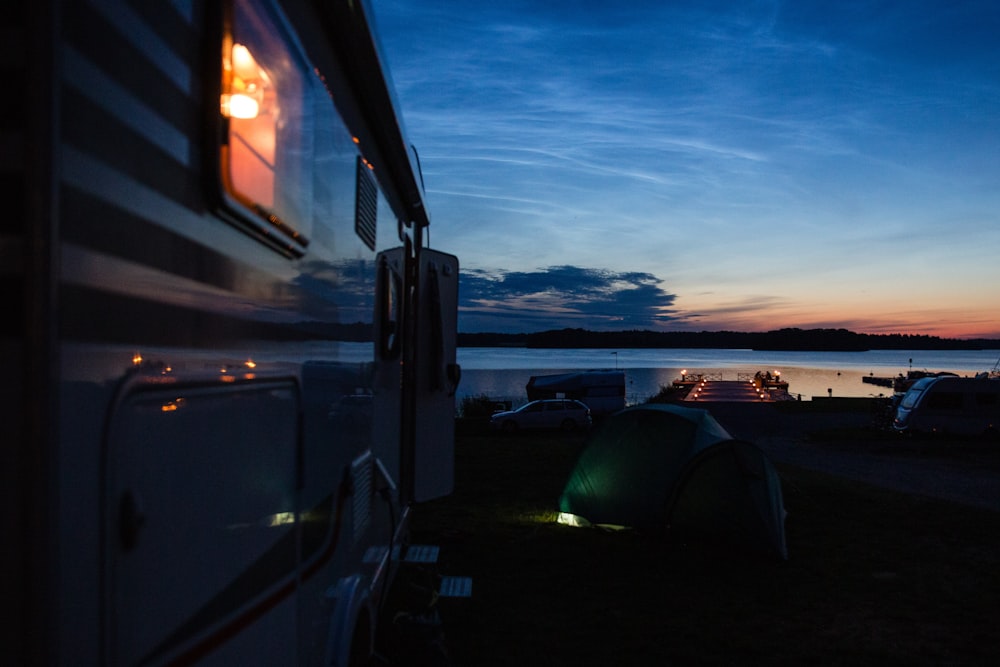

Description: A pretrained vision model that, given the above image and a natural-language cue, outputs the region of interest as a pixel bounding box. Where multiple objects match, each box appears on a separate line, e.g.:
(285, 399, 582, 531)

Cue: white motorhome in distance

(893, 376, 1000, 437)
(4, 2, 460, 665)
(526, 370, 627, 416)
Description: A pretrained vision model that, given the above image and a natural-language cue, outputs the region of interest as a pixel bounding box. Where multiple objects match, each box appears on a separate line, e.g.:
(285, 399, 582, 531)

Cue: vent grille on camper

(351, 452, 373, 544)
(355, 156, 377, 250)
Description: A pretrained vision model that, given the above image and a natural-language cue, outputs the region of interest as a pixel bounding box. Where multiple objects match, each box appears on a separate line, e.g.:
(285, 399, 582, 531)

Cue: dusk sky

(374, 1, 1000, 338)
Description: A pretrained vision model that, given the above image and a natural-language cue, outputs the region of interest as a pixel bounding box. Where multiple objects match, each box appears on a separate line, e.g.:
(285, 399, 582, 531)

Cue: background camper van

(893, 376, 1000, 436)
(526, 370, 627, 416)
(4, 1, 460, 664)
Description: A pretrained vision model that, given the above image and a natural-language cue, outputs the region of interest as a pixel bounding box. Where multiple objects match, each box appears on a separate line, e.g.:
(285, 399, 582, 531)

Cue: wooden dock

(862, 375, 896, 388)
(680, 378, 789, 403)
(674, 371, 791, 403)
(862, 371, 957, 394)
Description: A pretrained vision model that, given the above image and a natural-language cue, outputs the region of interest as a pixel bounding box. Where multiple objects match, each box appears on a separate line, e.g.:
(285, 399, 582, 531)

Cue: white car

(489, 399, 592, 433)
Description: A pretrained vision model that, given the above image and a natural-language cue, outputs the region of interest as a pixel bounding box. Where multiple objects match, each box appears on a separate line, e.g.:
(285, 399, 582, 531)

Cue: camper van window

(900, 386, 925, 410)
(220, 0, 315, 250)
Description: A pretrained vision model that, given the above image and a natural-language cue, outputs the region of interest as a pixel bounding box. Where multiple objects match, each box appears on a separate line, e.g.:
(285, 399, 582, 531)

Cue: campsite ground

(386, 400, 1000, 666)
(709, 400, 1000, 511)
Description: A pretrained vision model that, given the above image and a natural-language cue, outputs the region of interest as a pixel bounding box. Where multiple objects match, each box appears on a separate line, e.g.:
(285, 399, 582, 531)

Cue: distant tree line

(302, 323, 1000, 351)
(457, 328, 1000, 351)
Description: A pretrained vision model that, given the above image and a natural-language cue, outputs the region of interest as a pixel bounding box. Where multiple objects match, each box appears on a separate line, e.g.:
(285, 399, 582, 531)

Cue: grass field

(395, 425, 1000, 666)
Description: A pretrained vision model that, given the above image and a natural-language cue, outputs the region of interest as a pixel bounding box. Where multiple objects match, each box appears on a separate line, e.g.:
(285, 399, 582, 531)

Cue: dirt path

(704, 402, 1000, 512)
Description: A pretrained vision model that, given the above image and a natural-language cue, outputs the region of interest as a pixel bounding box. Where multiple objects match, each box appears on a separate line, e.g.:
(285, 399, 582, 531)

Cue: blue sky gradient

(375, 0, 1000, 337)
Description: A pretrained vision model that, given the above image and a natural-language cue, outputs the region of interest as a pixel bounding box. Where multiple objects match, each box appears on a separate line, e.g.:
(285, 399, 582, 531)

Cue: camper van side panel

(12, 0, 421, 663)
(894, 377, 1000, 436)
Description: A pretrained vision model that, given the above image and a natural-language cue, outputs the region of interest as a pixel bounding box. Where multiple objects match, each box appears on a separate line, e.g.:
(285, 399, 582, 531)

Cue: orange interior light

(221, 43, 268, 119)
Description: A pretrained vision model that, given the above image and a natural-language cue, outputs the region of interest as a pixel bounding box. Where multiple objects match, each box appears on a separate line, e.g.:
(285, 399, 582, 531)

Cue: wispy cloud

(379, 0, 1000, 337)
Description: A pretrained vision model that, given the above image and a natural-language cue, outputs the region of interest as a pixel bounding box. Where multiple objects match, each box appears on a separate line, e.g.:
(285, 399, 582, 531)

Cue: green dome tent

(558, 403, 788, 560)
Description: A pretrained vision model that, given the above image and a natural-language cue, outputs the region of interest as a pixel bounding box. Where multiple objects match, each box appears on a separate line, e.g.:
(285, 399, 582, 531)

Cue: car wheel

(502, 420, 518, 434)
(560, 418, 576, 432)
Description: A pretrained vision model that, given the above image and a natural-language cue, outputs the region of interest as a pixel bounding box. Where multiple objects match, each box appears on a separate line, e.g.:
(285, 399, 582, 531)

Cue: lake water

(454, 347, 1000, 405)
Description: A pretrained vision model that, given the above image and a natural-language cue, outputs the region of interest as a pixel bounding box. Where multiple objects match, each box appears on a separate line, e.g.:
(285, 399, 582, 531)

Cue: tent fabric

(667, 439, 788, 560)
(558, 403, 788, 559)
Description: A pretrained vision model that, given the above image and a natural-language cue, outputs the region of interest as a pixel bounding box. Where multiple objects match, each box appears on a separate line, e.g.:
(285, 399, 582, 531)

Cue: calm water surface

(454, 347, 1000, 404)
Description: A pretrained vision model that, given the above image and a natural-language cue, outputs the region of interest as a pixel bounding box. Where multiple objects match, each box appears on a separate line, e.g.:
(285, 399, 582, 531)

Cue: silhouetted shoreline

(457, 327, 1000, 352)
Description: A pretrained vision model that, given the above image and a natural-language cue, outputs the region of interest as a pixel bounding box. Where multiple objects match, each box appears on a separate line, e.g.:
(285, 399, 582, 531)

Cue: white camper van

(526, 370, 627, 416)
(892, 376, 1000, 436)
(4, 1, 460, 664)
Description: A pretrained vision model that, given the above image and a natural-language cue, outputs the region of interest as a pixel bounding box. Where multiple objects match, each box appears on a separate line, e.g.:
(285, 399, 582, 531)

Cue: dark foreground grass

(403, 429, 1000, 666)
